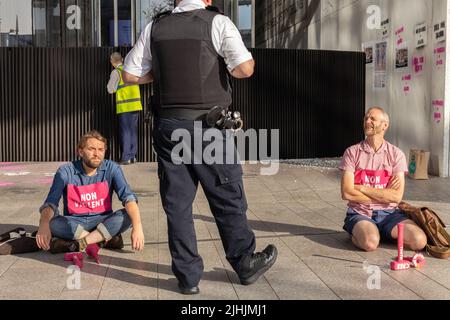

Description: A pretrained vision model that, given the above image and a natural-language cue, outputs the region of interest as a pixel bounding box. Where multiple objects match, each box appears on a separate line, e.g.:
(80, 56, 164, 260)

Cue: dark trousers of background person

(152, 117, 256, 288)
(118, 111, 140, 162)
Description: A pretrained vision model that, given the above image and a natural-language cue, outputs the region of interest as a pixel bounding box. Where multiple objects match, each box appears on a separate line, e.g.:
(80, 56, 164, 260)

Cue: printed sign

(67, 182, 112, 215)
(354, 170, 391, 189)
(415, 23, 427, 48)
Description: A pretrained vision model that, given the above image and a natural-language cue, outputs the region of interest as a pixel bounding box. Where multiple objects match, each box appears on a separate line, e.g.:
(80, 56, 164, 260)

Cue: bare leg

(351, 221, 380, 252)
(76, 230, 105, 245)
(390, 219, 427, 251)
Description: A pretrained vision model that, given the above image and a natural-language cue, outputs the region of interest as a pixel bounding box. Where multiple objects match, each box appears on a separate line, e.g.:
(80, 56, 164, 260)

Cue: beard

(364, 124, 383, 136)
(82, 157, 102, 169)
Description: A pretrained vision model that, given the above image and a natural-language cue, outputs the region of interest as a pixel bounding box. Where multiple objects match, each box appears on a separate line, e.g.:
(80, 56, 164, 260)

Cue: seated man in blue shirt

(36, 130, 145, 253)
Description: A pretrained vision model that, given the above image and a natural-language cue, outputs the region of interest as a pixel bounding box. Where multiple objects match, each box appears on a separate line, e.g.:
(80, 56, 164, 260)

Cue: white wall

(257, 0, 450, 177)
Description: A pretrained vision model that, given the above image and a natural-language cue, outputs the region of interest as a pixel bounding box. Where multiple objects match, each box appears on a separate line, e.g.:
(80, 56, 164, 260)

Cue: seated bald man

(339, 107, 427, 252)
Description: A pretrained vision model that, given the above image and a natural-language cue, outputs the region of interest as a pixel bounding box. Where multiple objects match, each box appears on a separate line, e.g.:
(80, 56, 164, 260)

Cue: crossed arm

(341, 171, 405, 205)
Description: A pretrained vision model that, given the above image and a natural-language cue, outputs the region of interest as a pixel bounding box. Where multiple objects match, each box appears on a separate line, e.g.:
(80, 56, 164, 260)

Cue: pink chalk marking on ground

(0, 162, 13, 166)
(0, 182, 15, 187)
(0, 166, 26, 171)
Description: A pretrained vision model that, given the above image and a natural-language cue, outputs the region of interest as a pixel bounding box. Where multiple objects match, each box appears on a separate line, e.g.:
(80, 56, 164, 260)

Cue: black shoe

(49, 238, 80, 254)
(238, 244, 278, 285)
(131, 157, 137, 164)
(177, 282, 200, 295)
(119, 160, 131, 165)
(101, 234, 124, 250)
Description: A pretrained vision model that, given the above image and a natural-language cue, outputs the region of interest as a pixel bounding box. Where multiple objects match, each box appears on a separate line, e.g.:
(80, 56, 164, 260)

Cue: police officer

(107, 52, 143, 165)
(122, 0, 277, 295)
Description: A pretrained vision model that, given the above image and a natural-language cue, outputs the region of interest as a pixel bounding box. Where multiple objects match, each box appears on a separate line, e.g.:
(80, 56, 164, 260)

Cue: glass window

(238, 0, 251, 48)
(46, 0, 62, 47)
(117, 0, 132, 46)
(0, 0, 34, 47)
(32, 0, 47, 46)
(136, 0, 173, 39)
(100, 0, 113, 46)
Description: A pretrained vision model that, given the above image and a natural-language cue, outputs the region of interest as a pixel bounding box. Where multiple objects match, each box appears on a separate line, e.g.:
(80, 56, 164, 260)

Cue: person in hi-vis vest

(107, 52, 143, 165)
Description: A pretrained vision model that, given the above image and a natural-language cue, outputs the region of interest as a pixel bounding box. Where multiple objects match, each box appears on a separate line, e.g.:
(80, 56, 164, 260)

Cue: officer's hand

(131, 224, 145, 251)
(36, 223, 52, 251)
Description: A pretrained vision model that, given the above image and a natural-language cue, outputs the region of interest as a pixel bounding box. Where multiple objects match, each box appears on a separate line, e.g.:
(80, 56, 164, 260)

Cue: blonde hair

(110, 52, 123, 64)
(77, 130, 108, 150)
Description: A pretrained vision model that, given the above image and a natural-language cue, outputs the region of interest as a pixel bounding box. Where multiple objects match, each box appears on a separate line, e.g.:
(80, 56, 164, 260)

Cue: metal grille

(0, 47, 364, 162)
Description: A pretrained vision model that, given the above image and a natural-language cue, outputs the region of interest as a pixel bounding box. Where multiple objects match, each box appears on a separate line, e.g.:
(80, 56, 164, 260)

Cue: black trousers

(153, 117, 256, 287)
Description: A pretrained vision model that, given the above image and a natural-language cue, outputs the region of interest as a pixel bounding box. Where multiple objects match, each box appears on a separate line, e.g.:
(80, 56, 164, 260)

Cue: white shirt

(123, 0, 253, 77)
(107, 64, 122, 94)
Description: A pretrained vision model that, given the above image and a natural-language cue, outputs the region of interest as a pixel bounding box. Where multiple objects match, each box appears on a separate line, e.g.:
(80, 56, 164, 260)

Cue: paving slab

(1, 163, 450, 300)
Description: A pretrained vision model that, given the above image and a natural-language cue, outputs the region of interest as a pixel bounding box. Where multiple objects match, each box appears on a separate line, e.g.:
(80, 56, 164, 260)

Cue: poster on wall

(401, 74, 412, 95)
(413, 55, 425, 75)
(395, 42, 409, 69)
(434, 44, 446, 70)
(395, 26, 405, 48)
(414, 23, 427, 48)
(434, 21, 446, 43)
(432, 100, 444, 124)
(362, 42, 374, 64)
(374, 41, 387, 89)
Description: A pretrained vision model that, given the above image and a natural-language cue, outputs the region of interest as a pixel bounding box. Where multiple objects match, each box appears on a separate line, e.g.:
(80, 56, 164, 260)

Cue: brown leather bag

(399, 202, 450, 259)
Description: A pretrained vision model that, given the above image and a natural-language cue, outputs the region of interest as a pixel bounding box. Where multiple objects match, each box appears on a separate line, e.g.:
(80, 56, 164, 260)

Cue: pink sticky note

(396, 26, 405, 35)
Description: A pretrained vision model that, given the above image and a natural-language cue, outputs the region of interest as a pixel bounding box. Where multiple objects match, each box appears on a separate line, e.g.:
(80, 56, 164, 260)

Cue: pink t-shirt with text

(339, 140, 408, 217)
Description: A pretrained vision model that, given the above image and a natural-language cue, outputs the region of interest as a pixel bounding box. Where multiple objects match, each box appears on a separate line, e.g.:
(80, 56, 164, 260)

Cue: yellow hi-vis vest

(115, 65, 143, 114)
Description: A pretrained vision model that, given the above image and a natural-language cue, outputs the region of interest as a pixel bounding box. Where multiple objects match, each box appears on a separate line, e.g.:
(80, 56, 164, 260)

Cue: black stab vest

(151, 8, 232, 120)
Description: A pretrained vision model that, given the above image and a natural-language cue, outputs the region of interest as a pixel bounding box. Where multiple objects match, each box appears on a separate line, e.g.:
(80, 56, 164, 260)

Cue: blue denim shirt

(39, 160, 138, 216)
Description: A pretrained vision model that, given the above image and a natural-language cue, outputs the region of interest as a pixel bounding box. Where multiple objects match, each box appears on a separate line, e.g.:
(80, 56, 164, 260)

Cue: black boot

(100, 234, 124, 250)
(238, 244, 278, 285)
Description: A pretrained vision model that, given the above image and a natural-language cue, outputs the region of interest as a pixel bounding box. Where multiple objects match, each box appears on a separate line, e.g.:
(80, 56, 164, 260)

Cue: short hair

(77, 130, 108, 150)
(366, 107, 390, 123)
(110, 52, 123, 64)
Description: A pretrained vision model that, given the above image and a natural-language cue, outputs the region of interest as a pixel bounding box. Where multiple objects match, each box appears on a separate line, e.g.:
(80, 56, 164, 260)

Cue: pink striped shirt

(339, 140, 408, 217)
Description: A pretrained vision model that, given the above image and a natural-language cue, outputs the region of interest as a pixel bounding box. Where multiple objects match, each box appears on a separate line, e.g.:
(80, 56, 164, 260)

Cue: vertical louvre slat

(0, 47, 364, 162)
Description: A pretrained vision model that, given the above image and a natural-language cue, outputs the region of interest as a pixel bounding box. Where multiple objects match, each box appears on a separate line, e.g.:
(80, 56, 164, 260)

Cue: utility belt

(156, 108, 210, 121)
(155, 106, 243, 131)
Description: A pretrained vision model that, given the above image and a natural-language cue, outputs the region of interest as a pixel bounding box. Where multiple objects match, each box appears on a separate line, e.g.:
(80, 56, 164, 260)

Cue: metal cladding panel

(0, 47, 364, 162)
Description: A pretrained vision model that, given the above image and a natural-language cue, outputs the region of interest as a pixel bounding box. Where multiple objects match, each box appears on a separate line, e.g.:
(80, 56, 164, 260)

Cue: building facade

(0, 0, 254, 47)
